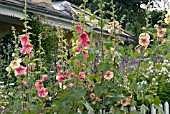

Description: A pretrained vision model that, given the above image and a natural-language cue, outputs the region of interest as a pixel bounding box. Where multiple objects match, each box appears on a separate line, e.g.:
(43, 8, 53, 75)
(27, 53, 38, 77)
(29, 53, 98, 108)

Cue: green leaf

(154, 96, 161, 105)
(127, 74, 135, 81)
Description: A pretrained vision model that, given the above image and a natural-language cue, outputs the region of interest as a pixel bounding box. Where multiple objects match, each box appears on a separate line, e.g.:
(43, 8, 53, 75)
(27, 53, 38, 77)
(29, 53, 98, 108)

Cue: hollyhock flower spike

(15, 65, 26, 76)
(139, 33, 150, 48)
(76, 24, 82, 34)
(38, 88, 48, 97)
(78, 33, 90, 47)
(157, 28, 166, 37)
(21, 35, 29, 44)
(104, 70, 113, 80)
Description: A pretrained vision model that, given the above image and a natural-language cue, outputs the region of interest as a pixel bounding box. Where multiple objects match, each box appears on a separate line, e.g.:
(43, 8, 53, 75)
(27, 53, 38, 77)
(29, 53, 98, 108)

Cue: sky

(140, 0, 170, 11)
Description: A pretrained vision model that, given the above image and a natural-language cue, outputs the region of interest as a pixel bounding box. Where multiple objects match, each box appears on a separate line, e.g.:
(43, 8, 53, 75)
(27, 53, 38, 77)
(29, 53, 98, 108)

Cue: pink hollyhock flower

(90, 93, 95, 99)
(78, 33, 90, 47)
(15, 65, 26, 76)
(83, 51, 88, 59)
(29, 53, 34, 58)
(81, 63, 86, 68)
(104, 70, 113, 80)
(136, 47, 141, 53)
(69, 83, 74, 87)
(38, 88, 48, 97)
(67, 72, 73, 78)
(76, 25, 82, 34)
(144, 52, 148, 57)
(79, 72, 85, 80)
(21, 42, 33, 54)
(21, 35, 29, 44)
(58, 75, 65, 83)
(23, 81, 28, 87)
(139, 33, 150, 48)
(76, 46, 82, 52)
(157, 28, 166, 37)
(56, 62, 61, 69)
(42, 75, 48, 81)
(30, 63, 36, 67)
(35, 81, 43, 90)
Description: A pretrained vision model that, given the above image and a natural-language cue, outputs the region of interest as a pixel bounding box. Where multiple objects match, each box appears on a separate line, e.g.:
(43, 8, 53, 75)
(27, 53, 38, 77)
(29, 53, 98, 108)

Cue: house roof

(0, 0, 138, 42)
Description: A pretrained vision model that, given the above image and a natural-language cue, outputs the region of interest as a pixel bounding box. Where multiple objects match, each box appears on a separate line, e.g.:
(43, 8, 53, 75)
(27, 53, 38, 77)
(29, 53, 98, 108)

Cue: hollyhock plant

(35, 81, 43, 90)
(15, 65, 26, 76)
(38, 88, 48, 97)
(139, 33, 150, 48)
(157, 28, 166, 37)
(21, 42, 33, 54)
(76, 24, 82, 34)
(78, 33, 90, 47)
(21, 35, 29, 44)
(104, 70, 113, 80)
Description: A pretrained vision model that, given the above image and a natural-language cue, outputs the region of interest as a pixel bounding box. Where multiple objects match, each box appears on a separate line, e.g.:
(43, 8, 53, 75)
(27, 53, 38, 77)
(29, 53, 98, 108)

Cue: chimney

(32, 0, 51, 3)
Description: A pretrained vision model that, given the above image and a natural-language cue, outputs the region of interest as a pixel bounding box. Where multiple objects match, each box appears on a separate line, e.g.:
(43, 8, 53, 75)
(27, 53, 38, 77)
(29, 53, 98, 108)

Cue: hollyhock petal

(69, 83, 74, 87)
(22, 42, 33, 54)
(76, 25, 82, 34)
(29, 53, 34, 58)
(38, 88, 48, 97)
(88, 84, 94, 91)
(56, 62, 61, 69)
(58, 76, 65, 83)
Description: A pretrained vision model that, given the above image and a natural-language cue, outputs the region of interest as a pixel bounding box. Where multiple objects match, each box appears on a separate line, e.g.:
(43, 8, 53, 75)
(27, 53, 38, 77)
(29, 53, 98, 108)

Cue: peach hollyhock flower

(56, 62, 61, 69)
(79, 72, 85, 81)
(35, 80, 43, 90)
(21, 42, 33, 54)
(38, 88, 48, 97)
(42, 75, 48, 81)
(90, 93, 95, 99)
(23, 81, 28, 87)
(76, 25, 82, 34)
(30, 63, 36, 67)
(76, 46, 82, 52)
(136, 47, 141, 53)
(15, 65, 26, 76)
(95, 97, 101, 101)
(9, 58, 22, 69)
(78, 33, 90, 47)
(161, 39, 166, 44)
(157, 28, 166, 37)
(83, 51, 88, 59)
(92, 101, 96, 104)
(139, 33, 150, 48)
(88, 84, 94, 91)
(21, 35, 29, 44)
(144, 52, 148, 57)
(104, 70, 113, 80)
